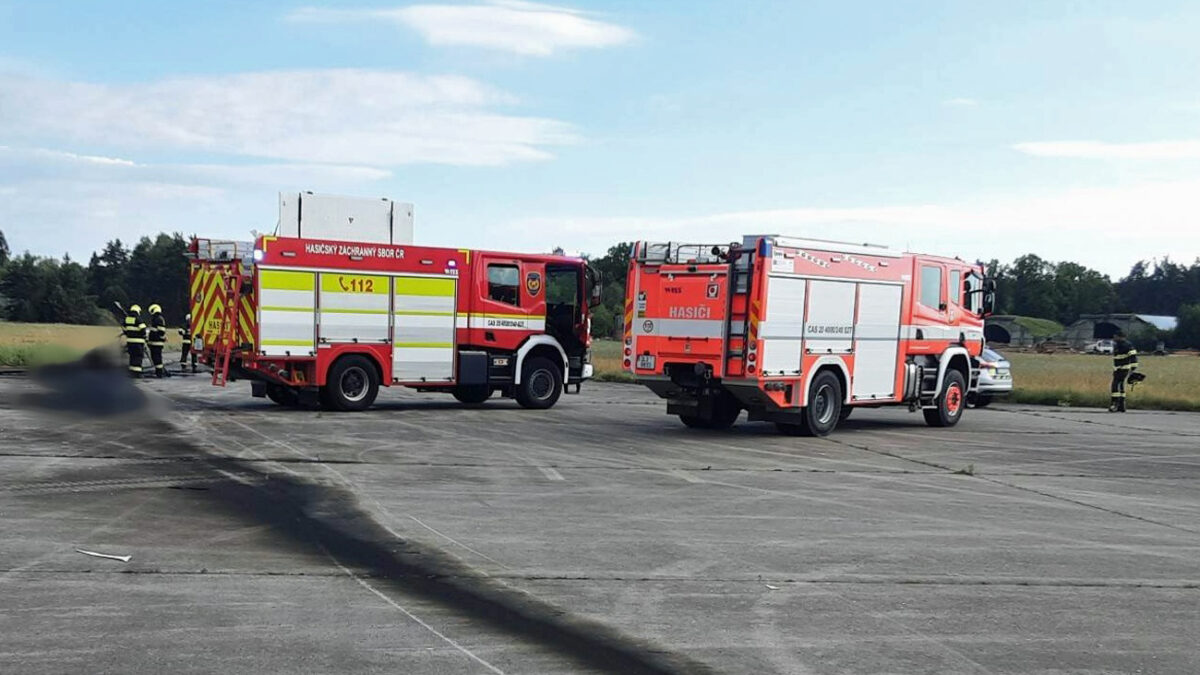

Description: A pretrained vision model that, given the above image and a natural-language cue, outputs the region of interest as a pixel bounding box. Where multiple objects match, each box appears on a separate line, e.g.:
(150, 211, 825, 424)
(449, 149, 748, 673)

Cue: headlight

(253, 249, 264, 262)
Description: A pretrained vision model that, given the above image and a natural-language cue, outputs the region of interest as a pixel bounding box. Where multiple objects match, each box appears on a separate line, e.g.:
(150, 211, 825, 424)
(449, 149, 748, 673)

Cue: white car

(970, 347, 1013, 407)
(1085, 339, 1114, 355)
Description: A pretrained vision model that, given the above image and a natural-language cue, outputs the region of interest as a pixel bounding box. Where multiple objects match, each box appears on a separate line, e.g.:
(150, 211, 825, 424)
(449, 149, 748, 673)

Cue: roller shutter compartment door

(258, 270, 316, 357)
(392, 276, 457, 382)
(319, 273, 390, 344)
(759, 275, 806, 376)
(852, 283, 902, 400)
(804, 280, 857, 354)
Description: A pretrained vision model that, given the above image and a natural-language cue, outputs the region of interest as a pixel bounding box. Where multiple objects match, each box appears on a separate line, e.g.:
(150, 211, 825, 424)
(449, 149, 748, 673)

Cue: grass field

(592, 339, 629, 382)
(0, 321, 182, 367)
(590, 339, 1200, 411)
(1005, 352, 1200, 411)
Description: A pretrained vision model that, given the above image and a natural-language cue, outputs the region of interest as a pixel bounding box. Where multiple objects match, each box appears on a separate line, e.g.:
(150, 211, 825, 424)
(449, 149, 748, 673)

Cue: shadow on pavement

(15, 356, 714, 675)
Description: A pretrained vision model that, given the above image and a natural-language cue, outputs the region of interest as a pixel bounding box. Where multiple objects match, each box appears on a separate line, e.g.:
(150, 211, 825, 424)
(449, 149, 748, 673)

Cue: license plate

(636, 354, 656, 370)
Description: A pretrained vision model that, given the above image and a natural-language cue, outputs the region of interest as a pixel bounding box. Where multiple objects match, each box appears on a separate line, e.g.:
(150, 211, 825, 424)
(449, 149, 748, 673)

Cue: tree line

(985, 254, 1200, 324)
(984, 254, 1200, 348)
(2, 229, 1199, 347)
(0, 229, 189, 326)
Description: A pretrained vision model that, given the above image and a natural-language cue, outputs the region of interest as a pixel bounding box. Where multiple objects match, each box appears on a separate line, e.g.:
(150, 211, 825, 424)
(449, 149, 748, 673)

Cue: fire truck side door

(914, 261, 948, 325)
(946, 267, 964, 327)
(472, 256, 545, 351)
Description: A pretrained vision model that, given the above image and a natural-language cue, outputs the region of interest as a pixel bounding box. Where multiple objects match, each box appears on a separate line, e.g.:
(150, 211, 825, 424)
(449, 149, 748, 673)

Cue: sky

(2, 0, 1200, 277)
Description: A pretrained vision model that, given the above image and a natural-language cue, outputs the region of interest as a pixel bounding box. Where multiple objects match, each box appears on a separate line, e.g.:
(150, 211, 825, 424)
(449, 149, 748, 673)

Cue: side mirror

(980, 291, 996, 318)
(586, 267, 603, 308)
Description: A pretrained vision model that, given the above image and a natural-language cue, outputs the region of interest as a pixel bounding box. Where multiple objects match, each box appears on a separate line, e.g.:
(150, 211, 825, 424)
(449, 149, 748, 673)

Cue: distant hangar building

(983, 315, 1039, 347)
(1061, 314, 1178, 347)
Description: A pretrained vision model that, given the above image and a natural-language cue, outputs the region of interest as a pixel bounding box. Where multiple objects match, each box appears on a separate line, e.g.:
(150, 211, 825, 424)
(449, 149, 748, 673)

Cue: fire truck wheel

(453, 385, 492, 405)
(265, 384, 299, 407)
(778, 370, 843, 437)
(515, 357, 562, 409)
(924, 370, 966, 427)
(708, 390, 741, 429)
(324, 355, 379, 412)
(679, 391, 741, 430)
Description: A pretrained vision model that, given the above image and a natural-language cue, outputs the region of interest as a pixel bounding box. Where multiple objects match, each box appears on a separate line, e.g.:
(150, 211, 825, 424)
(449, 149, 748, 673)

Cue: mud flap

(457, 351, 488, 386)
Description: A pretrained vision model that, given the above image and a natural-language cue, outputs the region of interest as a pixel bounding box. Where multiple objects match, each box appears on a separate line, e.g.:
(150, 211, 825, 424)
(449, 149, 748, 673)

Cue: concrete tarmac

(1, 372, 1198, 674)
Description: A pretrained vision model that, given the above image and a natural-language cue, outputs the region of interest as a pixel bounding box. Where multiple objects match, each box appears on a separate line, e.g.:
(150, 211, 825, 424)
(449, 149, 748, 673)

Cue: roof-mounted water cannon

(711, 242, 743, 263)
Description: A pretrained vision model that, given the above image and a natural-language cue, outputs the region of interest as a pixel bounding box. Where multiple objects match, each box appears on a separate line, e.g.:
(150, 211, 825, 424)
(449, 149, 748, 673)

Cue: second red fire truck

(624, 235, 995, 436)
(188, 218, 600, 411)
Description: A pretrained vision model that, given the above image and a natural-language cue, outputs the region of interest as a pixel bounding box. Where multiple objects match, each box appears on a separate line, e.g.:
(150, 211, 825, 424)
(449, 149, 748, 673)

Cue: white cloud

(288, 1, 636, 56)
(1014, 140, 1200, 160)
(503, 180, 1200, 277)
(0, 179, 232, 258)
(0, 69, 576, 167)
(0, 145, 392, 187)
(942, 97, 979, 107)
(0, 145, 395, 258)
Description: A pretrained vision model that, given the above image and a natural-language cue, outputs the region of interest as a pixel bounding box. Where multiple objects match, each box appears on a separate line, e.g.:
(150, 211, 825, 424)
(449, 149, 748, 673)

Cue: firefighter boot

(1108, 397, 1120, 413)
(1118, 397, 1127, 413)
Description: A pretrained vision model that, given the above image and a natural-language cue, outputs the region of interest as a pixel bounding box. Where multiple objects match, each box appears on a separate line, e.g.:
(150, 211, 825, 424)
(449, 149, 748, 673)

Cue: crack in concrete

(6, 568, 1197, 589)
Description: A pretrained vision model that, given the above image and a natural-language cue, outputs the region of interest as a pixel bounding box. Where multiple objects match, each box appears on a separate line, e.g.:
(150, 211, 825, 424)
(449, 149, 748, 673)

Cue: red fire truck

(623, 235, 996, 436)
(187, 235, 600, 411)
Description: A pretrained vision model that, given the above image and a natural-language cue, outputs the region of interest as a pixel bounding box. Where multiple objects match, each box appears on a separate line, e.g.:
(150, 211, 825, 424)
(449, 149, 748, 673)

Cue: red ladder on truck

(211, 266, 242, 387)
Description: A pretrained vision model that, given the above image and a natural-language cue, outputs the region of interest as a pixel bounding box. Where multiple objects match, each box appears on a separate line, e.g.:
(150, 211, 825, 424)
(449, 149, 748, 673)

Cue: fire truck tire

(324, 355, 379, 412)
(925, 370, 966, 427)
(777, 370, 843, 437)
(839, 406, 853, 422)
(678, 391, 741, 430)
(709, 390, 742, 429)
(515, 357, 562, 410)
(453, 385, 492, 405)
(265, 384, 299, 407)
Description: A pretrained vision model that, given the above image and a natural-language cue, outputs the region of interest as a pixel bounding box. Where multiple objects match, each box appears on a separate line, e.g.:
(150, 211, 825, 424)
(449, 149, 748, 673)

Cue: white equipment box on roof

(276, 192, 414, 244)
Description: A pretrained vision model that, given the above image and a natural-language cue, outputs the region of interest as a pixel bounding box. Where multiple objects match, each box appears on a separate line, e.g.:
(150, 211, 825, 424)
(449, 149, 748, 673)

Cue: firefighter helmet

(149, 304, 162, 314)
(130, 304, 142, 314)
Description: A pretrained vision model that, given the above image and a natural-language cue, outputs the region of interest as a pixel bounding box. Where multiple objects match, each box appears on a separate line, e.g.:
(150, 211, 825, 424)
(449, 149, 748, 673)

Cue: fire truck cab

(188, 235, 600, 411)
(624, 235, 996, 436)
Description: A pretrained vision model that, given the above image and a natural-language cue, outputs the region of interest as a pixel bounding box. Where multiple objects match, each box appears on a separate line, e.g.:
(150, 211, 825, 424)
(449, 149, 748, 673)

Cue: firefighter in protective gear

(178, 313, 197, 373)
(147, 304, 168, 378)
(1109, 331, 1139, 412)
(122, 304, 147, 378)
